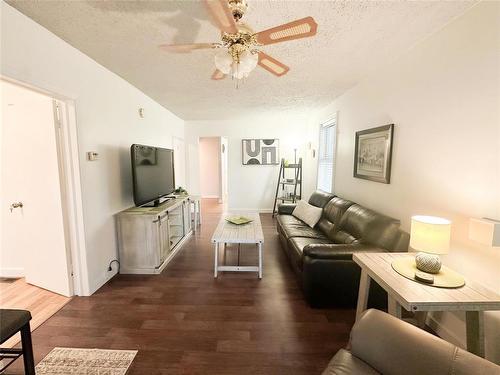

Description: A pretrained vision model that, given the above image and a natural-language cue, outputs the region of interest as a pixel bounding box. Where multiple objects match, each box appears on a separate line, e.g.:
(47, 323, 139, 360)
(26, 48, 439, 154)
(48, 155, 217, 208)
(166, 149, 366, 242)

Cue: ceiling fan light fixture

(214, 50, 233, 74)
(214, 47, 258, 80)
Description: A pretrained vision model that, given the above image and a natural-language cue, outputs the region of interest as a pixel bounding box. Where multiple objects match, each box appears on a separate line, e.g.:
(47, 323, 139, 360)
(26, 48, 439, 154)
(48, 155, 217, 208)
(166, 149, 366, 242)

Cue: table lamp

(410, 215, 451, 274)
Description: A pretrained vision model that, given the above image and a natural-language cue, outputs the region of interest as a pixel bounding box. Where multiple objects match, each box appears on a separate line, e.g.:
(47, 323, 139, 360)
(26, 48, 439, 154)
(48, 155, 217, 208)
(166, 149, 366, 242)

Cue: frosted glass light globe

(214, 50, 233, 74)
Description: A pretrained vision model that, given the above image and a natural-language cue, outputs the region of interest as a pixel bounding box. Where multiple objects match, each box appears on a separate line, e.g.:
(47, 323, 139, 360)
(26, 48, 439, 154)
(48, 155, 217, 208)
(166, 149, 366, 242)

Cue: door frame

(1, 76, 88, 296)
(219, 137, 228, 204)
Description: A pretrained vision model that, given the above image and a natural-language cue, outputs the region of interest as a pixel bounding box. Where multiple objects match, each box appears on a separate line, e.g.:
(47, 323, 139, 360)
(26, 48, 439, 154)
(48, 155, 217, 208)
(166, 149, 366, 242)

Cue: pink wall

(199, 137, 220, 198)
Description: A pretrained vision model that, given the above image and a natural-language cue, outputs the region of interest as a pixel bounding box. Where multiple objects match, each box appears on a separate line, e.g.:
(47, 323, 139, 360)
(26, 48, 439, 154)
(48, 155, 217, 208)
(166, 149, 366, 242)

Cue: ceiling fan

(159, 0, 318, 82)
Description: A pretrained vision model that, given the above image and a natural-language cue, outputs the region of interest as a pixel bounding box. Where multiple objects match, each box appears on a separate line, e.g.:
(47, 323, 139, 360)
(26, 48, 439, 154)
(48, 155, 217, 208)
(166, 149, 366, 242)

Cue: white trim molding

(0, 268, 25, 278)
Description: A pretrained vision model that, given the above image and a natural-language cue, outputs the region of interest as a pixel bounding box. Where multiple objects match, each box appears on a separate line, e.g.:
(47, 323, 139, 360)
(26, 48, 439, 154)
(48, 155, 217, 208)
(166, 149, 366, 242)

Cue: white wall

(186, 112, 319, 212)
(199, 137, 221, 198)
(316, 2, 500, 362)
(1, 3, 185, 295)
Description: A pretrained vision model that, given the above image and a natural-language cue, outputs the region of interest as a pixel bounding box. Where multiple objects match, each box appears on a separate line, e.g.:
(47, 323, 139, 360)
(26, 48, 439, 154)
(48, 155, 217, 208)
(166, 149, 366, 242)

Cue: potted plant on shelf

(174, 186, 188, 196)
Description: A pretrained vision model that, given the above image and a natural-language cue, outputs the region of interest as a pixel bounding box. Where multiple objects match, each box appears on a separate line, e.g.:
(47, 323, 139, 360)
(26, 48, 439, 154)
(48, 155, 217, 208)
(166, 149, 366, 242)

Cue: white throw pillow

(292, 200, 322, 228)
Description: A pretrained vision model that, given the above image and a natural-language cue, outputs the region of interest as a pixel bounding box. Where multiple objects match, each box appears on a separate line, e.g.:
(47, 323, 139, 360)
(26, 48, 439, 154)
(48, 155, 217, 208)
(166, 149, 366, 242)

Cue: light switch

(87, 151, 99, 161)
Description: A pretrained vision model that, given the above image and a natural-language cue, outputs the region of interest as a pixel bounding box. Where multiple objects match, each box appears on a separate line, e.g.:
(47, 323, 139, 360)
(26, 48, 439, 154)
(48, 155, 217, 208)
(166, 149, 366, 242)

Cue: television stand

(141, 196, 174, 207)
(116, 196, 195, 274)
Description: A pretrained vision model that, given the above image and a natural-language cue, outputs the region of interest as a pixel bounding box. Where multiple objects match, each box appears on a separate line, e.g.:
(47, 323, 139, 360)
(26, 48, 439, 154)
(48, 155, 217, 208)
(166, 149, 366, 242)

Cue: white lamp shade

(410, 215, 451, 255)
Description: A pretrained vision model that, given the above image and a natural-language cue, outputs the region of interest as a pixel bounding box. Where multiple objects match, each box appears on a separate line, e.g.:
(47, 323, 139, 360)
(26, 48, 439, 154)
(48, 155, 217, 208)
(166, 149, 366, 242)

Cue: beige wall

(316, 2, 500, 362)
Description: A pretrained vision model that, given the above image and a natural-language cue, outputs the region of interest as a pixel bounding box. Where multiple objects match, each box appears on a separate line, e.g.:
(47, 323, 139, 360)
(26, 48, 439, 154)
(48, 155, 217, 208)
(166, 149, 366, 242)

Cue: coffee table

(211, 212, 264, 279)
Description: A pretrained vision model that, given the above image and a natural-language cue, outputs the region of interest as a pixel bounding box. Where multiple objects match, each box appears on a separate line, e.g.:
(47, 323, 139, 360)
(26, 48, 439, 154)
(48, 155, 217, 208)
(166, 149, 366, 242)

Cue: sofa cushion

(333, 204, 401, 250)
(321, 349, 380, 375)
(308, 190, 335, 208)
(288, 237, 332, 270)
(284, 226, 328, 240)
(292, 200, 323, 228)
(277, 214, 327, 240)
(317, 197, 356, 240)
(277, 214, 304, 228)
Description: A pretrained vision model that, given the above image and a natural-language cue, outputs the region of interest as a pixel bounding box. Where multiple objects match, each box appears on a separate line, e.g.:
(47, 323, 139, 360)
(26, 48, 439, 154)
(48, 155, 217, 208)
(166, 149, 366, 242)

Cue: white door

(219, 137, 228, 204)
(172, 136, 186, 189)
(0, 81, 72, 296)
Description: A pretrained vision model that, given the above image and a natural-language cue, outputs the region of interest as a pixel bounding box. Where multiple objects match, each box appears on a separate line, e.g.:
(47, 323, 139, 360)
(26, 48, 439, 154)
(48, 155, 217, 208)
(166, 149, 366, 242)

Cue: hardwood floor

(0, 278, 71, 349)
(6, 201, 355, 374)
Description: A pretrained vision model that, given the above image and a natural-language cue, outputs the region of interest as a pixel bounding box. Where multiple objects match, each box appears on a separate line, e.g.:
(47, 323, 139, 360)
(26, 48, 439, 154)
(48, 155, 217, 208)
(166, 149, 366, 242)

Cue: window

(317, 117, 336, 193)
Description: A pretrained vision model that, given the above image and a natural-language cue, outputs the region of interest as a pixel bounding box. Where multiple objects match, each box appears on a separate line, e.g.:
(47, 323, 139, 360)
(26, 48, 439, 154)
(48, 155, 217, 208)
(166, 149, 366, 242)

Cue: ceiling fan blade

(158, 43, 218, 53)
(258, 52, 290, 77)
(211, 69, 226, 80)
(255, 16, 318, 46)
(203, 0, 238, 34)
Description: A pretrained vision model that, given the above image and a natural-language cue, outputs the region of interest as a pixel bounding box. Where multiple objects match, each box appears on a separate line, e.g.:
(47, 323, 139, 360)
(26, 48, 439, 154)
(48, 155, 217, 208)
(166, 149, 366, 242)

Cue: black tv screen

(131, 144, 175, 206)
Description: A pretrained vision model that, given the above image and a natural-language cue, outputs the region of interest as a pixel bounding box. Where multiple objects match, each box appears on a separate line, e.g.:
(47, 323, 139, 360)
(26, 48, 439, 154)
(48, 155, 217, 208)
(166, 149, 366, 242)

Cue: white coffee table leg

(214, 242, 219, 278)
(258, 242, 263, 279)
(356, 269, 371, 321)
(197, 200, 202, 225)
(193, 201, 198, 231)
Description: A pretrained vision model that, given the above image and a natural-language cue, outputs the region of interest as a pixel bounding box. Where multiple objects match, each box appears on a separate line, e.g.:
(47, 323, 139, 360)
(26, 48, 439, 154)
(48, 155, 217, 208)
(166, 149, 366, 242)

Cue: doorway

(0, 80, 74, 296)
(198, 136, 228, 212)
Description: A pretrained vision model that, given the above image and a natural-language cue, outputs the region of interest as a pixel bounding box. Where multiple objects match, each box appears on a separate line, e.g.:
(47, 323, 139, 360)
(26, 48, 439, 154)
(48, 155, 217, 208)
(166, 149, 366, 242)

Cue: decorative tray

(225, 216, 253, 225)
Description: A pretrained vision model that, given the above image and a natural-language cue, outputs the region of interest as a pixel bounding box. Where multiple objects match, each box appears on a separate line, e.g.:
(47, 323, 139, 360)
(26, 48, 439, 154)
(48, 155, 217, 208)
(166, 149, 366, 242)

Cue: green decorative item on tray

(225, 216, 253, 225)
(174, 186, 188, 196)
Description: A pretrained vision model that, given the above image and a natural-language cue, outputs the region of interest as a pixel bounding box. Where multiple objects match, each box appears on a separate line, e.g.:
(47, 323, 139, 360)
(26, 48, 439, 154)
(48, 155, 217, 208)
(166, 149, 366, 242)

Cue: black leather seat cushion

(288, 237, 332, 270)
(276, 215, 327, 240)
(276, 214, 304, 227)
(0, 309, 31, 343)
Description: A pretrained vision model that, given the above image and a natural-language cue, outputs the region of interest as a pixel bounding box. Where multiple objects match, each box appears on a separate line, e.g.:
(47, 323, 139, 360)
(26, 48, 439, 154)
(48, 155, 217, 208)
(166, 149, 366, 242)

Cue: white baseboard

(229, 208, 273, 213)
(0, 267, 24, 278)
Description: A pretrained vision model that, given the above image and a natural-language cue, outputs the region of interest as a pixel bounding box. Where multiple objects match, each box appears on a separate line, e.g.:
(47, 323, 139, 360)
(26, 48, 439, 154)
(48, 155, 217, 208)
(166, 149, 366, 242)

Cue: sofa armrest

(350, 309, 500, 375)
(277, 203, 296, 215)
(303, 243, 384, 260)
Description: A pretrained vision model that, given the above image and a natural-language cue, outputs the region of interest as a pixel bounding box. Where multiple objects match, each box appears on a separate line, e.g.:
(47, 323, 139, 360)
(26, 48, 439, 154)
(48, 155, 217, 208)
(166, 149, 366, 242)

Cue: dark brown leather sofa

(323, 309, 500, 375)
(276, 190, 410, 307)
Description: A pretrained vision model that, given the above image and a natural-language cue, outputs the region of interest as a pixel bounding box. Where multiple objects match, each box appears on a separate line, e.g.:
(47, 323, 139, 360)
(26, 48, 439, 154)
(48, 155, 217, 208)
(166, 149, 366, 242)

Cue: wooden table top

(211, 212, 264, 244)
(353, 252, 500, 312)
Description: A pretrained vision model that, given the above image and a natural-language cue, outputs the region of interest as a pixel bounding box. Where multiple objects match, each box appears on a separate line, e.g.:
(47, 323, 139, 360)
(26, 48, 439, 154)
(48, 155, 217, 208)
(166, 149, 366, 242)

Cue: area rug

(35, 347, 138, 374)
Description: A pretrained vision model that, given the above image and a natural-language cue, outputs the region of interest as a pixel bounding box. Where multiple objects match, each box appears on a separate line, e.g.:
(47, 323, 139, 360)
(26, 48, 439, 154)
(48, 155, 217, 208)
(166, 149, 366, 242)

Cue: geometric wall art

(242, 139, 280, 165)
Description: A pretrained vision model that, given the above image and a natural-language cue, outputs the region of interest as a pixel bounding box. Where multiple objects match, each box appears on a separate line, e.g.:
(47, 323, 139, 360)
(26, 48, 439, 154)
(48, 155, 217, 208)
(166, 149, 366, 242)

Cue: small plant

(174, 186, 188, 195)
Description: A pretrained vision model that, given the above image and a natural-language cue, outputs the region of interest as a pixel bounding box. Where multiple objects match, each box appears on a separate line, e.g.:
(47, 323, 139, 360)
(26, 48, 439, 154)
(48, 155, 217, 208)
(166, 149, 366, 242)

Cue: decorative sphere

(415, 252, 442, 274)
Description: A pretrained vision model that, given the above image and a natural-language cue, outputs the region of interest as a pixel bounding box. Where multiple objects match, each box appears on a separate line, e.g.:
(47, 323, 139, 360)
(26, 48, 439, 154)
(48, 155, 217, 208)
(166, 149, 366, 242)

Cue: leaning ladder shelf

(272, 158, 303, 217)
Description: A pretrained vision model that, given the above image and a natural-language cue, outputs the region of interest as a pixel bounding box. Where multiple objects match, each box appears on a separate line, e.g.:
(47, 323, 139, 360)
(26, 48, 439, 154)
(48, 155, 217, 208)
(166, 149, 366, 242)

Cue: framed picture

(354, 124, 394, 184)
(242, 139, 279, 165)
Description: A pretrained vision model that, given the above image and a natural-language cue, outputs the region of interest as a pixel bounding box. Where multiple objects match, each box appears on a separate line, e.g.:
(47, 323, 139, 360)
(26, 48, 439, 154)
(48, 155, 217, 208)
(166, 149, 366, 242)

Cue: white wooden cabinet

(116, 196, 192, 274)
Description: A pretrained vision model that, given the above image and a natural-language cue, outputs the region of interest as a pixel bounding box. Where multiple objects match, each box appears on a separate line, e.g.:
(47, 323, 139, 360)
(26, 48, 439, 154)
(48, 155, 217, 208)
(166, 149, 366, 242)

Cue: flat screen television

(131, 144, 175, 206)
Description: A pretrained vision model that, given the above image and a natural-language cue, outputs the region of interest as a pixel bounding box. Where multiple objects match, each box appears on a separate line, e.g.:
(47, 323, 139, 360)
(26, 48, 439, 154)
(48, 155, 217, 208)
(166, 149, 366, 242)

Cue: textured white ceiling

(7, 0, 475, 120)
